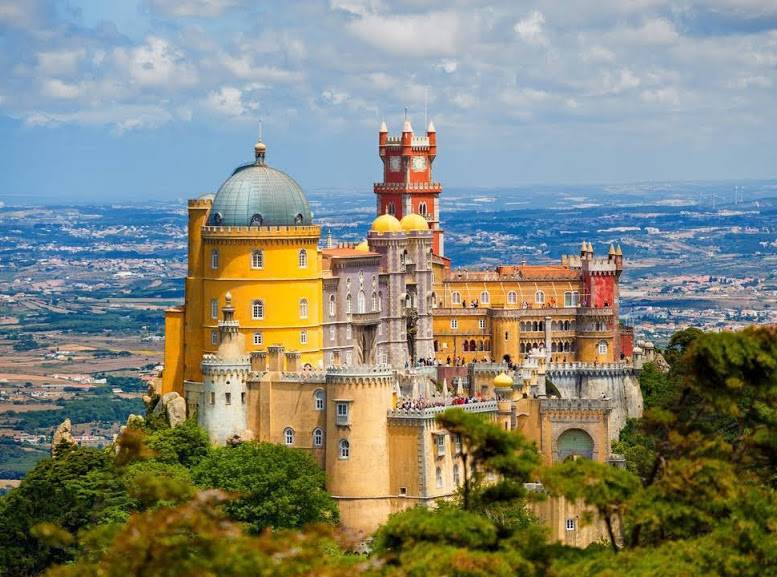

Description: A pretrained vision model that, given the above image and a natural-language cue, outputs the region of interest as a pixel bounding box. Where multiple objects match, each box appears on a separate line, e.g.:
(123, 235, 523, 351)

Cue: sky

(0, 0, 776, 203)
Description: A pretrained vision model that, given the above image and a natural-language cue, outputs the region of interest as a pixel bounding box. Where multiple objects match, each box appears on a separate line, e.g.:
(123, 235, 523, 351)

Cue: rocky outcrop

(153, 392, 187, 428)
(653, 353, 671, 374)
(51, 418, 75, 456)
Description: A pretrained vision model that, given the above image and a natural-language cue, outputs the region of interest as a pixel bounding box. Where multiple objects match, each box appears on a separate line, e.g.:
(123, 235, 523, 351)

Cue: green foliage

(192, 442, 339, 533)
(1, 395, 144, 432)
(145, 419, 210, 468)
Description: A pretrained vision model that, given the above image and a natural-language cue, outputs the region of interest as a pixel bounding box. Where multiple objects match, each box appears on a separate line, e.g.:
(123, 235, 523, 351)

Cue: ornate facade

(160, 122, 645, 544)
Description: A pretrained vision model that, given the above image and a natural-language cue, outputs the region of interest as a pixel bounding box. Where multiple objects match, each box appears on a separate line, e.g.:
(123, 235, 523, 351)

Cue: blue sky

(0, 0, 775, 203)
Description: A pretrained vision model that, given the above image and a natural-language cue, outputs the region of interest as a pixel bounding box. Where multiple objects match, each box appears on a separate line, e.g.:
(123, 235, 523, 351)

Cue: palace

(160, 120, 645, 544)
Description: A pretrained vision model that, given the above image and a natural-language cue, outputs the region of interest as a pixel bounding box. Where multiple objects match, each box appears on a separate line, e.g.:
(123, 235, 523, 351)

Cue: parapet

(539, 398, 611, 414)
(388, 400, 498, 422)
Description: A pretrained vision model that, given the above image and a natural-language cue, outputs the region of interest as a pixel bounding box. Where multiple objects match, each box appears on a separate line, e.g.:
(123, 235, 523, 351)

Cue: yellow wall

(161, 307, 184, 395)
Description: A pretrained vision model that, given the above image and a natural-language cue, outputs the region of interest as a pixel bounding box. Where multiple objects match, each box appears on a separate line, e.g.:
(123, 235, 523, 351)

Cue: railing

(373, 182, 442, 192)
(388, 400, 498, 419)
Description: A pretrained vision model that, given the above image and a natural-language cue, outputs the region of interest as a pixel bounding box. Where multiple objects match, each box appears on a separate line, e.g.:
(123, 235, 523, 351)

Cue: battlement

(539, 398, 611, 413)
(188, 198, 213, 209)
(202, 225, 321, 240)
(388, 399, 498, 420)
(373, 182, 442, 193)
(547, 361, 633, 377)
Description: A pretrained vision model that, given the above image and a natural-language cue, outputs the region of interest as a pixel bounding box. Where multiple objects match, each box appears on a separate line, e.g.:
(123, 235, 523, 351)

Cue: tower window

(209, 392, 215, 405)
(298, 249, 307, 269)
(299, 298, 308, 319)
(507, 291, 517, 305)
(241, 392, 246, 404)
(372, 291, 378, 312)
(338, 439, 350, 459)
(598, 340, 608, 355)
(252, 300, 264, 320)
(451, 291, 461, 305)
(566, 518, 576, 531)
(314, 389, 325, 411)
(435, 466, 443, 488)
(346, 294, 352, 314)
(329, 325, 335, 341)
(329, 294, 336, 317)
(336, 402, 350, 426)
(300, 329, 308, 345)
(251, 249, 264, 269)
(386, 202, 395, 215)
(436, 434, 446, 456)
(210, 249, 219, 270)
(535, 290, 545, 305)
(211, 330, 218, 345)
(313, 428, 324, 448)
(418, 201, 428, 216)
(283, 427, 295, 446)
(505, 331, 510, 341)
(450, 319, 458, 329)
(225, 392, 231, 405)
(210, 298, 218, 320)
(253, 331, 263, 346)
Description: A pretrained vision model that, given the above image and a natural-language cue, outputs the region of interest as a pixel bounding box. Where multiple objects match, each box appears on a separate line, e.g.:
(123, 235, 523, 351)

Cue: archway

(557, 428, 594, 462)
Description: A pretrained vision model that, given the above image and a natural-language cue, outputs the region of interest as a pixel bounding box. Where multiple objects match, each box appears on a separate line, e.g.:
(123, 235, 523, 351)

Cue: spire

(608, 243, 615, 255)
(427, 119, 436, 133)
(379, 120, 388, 133)
(402, 108, 413, 133)
(580, 240, 587, 255)
(326, 228, 334, 249)
(615, 244, 623, 256)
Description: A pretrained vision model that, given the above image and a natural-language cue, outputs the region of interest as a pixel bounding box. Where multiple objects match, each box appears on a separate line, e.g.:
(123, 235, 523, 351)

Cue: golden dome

(371, 213, 402, 233)
(493, 372, 513, 387)
(355, 240, 369, 252)
(400, 213, 430, 232)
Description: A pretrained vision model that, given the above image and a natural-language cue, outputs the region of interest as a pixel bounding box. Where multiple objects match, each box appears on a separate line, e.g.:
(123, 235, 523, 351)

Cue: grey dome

(208, 153, 312, 227)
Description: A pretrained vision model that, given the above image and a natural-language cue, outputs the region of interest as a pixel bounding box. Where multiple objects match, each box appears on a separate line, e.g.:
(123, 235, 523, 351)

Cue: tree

(145, 419, 210, 469)
(192, 442, 339, 533)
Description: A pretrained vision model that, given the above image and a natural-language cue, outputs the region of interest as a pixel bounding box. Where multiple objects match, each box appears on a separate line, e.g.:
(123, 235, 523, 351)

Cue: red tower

(375, 118, 444, 256)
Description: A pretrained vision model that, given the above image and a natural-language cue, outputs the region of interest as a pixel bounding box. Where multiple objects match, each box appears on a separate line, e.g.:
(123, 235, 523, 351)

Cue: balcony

(350, 311, 381, 326)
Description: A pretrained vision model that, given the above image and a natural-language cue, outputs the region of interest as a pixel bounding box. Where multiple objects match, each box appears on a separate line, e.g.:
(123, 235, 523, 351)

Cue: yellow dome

(400, 213, 430, 232)
(493, 372, 513, 387)
(355, 240, 369, 252)
(371, 213, 402, 233)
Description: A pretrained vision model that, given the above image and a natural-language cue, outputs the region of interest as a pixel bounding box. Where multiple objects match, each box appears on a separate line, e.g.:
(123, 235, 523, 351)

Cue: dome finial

(254, 120, 266, 165)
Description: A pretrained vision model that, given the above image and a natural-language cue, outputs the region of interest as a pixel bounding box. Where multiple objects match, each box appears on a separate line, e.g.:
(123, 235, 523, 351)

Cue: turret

(401, 117, 413, 153)
(379, 120, 388, 147)
(427, 120, 437, 158)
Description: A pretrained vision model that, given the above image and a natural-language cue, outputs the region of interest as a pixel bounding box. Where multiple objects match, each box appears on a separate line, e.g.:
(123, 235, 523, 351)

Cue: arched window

(378, 291, 383, 312)
(557, 429, 594, 462)
(478, 340, 484, 351)
(469, 339, 476, 351)
(507, 291, 517, 304)
(598, 340, 608, 355)
(210, 298, 218, 320)
(535, 290, 545, 304)
(480, 291, 490, 304)
(387, 202, 395, 215)
(249, 213, 263, 226)
(253, 331, 262, 346)
(339, 439, 350, 459)
(533, 321, 539, 332)
(520, 343, 526, 353)
(463, 340, 469, 352)
(313, 428, 324, 448)
(299, 298, 308, 319)
(252, 300, 264, 320)
(435, 466, 443, 488)
(451, 291, 461, 305)
(552, 342, 557, 352)
(314, 389, 325, 411)
(372, 291, 378, 311)
(300, 329, 308, 344)
(298, 249, 307, 269)
(294, 213, 304, 225)
(418, 201, 428, 216)
(329, 294, 336, 317)
(346, 294, 352, 314)
(283, 427, 294, 446)
(453, 464, 460, 486)
(210, 249, 219, 270)
(251, 249, 263, 269)
(357, 291, 366, 314)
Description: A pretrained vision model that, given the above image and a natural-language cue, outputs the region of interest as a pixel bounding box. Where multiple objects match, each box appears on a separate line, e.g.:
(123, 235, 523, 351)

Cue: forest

(0, 325, 775, 577)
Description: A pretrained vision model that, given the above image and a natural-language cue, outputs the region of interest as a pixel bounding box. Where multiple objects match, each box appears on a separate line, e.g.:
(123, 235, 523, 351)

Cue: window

(345, 351, 352, 366)
(372, 291, 378, 311)
(453, 464, 460, 486)
(387, 202, 395, 215)
(451, 291, 461, 305)
(250, 213, 263, 226)
(210, 249, 219, 270)
(399, 486, 408, 496)
(241, 392, 246, 404)
(211, 330, 218, 345)
(339, 439, 350, 459)
(507, 291, 517, 304)
(225, 392, 231, 405)
(435, 434, 446, 456)
(505, 331, 510, 341)
(564, 291, 580, 307)
(336, 402, 350, 426)
(209, 392, 215, 405)
(329, 294, 336, 317)
(479, 319, 486, 330)
(435, 466, 443, 489)
(454, 433, 462, 454)
(300, 329, 308, 345)
(480, 291, 490, 304)
(329, 325, 335, 341)
(251, 249, 263, 269)
(346, 294, 352, 314)
(535, 290, 545, 304)
(378, 291, 383, 312)
(210, 298, 218, 320)
(314, 389, 325, 411)
(253, 332, 262, 346)
(357, 291, 366, 314)
(298, 249, 307, 269)
(450, 318, 458, 329)
(419, 201, 428, 216)
(313, 428, 324, 448)
(346, 325, 352, 340)
(284, 427, 294, 446)
(598, 340, 608, 355)
(299, 298, 308, 319)
(566, 518, 576, 531)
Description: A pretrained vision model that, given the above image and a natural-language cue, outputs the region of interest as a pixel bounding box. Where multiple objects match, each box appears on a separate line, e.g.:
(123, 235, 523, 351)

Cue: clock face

(389, 156, 401, 171)
(412, 155, 427, 171)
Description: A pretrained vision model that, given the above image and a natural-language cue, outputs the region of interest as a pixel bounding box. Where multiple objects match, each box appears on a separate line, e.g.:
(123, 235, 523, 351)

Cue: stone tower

(376, 118, 444, 256)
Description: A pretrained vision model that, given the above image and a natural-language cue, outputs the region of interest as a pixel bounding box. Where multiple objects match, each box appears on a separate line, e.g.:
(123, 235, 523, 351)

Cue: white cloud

(581, 45, 616, 64)
(514, 10, 547, 47)
(452, 92, 477, 109)
(596, 68, 641, 95)
(41, 79, 82, 99)
(346, 11, 464, 57)
(437, 59, 458, 74)
(146, 0, 243, 17)
(203, 86, 257, 117)
(221, 54, 302, 83)
(37, 49, 86, 76)
(322, 89, 350, 105)
(114, 37, 198, 88)
(640, 87, 680, 105)
(617, 18, 679, 45)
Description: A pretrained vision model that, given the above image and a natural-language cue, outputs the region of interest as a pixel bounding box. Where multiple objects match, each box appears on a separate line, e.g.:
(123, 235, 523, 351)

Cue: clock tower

(375, 118, 444, 256)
